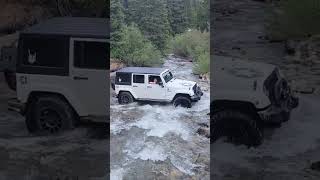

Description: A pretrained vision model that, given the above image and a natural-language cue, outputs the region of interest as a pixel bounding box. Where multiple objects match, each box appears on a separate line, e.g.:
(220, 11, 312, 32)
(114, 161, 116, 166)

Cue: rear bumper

(8, 98, 25, 114)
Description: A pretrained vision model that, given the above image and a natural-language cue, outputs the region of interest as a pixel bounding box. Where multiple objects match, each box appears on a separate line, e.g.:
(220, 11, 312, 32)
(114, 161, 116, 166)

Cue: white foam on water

(110, 117, 131, 135)
(110, 168, 125, 180)
(124, 140, 168, 161)
(133, 105, 191, 140)
(110, 57, 210, 177)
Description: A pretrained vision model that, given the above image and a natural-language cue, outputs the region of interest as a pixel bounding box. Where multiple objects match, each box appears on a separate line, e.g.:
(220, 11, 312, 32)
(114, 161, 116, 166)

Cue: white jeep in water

(113, 67, 203, 108)
(211, 56, 299, 146)
(5, 17, 109, 134)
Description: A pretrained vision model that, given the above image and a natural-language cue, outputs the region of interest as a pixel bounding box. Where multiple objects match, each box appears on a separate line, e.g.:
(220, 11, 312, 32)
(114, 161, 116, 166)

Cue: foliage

(52, 0, 108, 17)
(268, 0, 320, 40)
(168, 30, 209, 73)
(111, 25, 162, 67)
(110, 0, 124, 54)
(193, 51, 210, 74)
(125, 0, 171, 52)
(167, 0, 189, 34)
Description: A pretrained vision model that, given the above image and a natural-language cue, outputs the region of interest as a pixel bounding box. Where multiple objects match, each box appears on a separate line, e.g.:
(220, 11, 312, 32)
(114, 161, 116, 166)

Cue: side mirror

(159, 82, 164, 87)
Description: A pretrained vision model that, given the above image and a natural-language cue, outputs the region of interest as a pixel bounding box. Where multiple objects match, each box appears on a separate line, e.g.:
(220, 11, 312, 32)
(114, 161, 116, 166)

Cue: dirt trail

(212, 0, 320, 179)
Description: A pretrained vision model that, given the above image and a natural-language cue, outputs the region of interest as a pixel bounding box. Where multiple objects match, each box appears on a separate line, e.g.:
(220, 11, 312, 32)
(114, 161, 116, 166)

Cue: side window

(74, 41, 108, 69)
(116, 72, 131, 85)
(22, 37, 68, 67)
(133, 74, 144, 84)
(148, 75, 162, 84)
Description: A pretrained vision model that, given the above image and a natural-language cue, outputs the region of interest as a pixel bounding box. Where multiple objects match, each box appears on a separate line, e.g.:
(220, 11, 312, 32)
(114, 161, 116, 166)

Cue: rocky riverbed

(212, 0, 320, 179)
(110, 55, 210, 179)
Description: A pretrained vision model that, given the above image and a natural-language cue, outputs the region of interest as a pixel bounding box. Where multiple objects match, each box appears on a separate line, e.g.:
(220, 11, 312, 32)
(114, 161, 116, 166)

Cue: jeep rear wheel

(173, 96, 192, 108)
(118, 92, 134, 104)
(26, 96, 76, 135)
(211, 110, 263, 147)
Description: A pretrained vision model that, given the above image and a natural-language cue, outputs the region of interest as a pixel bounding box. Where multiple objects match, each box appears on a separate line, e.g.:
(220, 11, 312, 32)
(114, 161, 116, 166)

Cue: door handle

(73, 76, 88, 80)
(133, 85, 138, 87)
(147, 86, 152, 88)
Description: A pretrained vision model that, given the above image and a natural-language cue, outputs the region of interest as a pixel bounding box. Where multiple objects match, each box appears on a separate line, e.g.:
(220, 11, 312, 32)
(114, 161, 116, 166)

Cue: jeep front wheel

(26, 95, 76, 135)
(173, 96, 192, 108)
(211, 110, 263, 147)
(118, 92, 134, 104)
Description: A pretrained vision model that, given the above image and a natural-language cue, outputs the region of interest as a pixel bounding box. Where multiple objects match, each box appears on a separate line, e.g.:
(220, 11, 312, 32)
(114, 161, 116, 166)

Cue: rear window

(116, 72, 131, 85)
(133, 75, 144, 83)
(16, 35, 69, 76)
(22, 37, 68, 67)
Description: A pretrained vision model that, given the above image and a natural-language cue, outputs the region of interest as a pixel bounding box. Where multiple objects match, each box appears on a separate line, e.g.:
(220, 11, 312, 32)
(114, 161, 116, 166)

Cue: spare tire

(211, 110, 263, 147)
(4, 71, 16, 91)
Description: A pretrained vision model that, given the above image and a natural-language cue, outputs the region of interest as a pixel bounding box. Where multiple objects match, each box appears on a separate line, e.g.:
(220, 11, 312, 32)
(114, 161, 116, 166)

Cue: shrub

(168, 30, 209, 74)
(193, 51, 210, 74)
(111, 25, 163, 67)
(268, 0, 320, 41)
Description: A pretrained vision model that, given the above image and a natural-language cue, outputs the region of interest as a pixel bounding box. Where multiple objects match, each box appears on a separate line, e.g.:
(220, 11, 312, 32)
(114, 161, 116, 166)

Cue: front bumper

(259, 95, 299, 124)
(191, 86, 203, 101)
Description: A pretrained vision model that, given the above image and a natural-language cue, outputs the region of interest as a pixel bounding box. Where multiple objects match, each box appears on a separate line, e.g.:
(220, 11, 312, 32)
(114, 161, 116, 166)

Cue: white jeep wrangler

(113, 67, 203, 108)
(7, 17, 109, 134)
(211, 56, 299, 147)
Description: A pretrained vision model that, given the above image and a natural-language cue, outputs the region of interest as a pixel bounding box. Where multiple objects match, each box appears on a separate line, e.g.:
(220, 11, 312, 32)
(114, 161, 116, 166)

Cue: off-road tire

(4, 71, 16, 91)
(118, 92, 134, 104)
(173, 96, 192, 108)
(26, 95, 76, 135)
(211, 110, 263, 147)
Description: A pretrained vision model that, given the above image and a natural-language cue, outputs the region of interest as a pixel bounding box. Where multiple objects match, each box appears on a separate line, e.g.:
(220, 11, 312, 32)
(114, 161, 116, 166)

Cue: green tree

(167, 0, 188, 34)
(113, 25, 162, 67)
(125, 0, 171, 52)
(110, 0, 125, 58)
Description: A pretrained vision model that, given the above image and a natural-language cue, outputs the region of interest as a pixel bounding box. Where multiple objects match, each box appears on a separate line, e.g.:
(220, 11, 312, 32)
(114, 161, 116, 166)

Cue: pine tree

(110, 0, 125, 57)
(167, 0, 188, 34)
(125, 0, 171, 52)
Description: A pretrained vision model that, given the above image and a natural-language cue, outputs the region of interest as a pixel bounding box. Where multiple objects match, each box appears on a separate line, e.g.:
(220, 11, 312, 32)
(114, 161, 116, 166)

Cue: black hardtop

(21, 17, 109, 39)
(117, 67, 167, 75)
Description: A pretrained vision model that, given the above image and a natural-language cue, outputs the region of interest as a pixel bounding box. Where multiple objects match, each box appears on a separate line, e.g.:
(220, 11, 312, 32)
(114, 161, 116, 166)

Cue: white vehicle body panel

(212, 55, 276, 108)
(115, 69, 198, 102)
(16, 37, 109, 122)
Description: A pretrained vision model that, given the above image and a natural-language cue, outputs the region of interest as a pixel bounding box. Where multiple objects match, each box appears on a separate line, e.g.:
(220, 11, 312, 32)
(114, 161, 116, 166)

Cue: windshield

(163, 71, 174, 83)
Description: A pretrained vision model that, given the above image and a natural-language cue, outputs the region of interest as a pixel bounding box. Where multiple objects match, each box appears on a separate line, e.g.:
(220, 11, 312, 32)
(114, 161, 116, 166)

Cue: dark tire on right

(211, 110, 263, 147)
(26, 95, 76, 135)
(118, 92, 134, 104)
(173, 96, 192, 108)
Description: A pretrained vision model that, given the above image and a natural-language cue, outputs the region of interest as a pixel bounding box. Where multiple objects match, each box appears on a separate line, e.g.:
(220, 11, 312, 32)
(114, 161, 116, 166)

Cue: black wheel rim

(39, 108, 62, 133)
(122, 95, 130, 104)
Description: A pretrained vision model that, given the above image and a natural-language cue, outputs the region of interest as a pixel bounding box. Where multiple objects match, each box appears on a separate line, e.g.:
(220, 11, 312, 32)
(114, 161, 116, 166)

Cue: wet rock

(110, 60, 124, 72)
(290, 36, 320, 66)
(197, 127, 210, 138)
(198, 123, 209, 128)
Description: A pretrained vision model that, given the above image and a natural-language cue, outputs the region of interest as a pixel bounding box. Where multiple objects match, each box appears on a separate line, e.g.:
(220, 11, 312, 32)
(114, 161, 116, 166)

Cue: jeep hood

(166, 79, 196, 89)
(212, 56, 276, 108)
